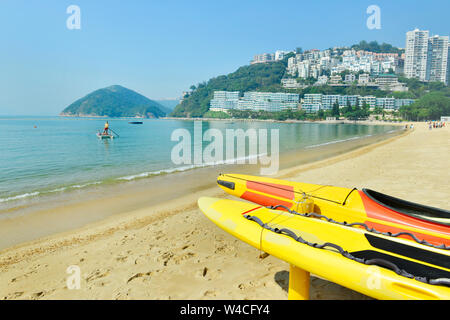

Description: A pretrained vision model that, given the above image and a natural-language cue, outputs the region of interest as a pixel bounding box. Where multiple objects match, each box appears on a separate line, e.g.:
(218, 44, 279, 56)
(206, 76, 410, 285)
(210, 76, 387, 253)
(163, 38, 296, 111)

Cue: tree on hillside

(332, 101, 340, 117)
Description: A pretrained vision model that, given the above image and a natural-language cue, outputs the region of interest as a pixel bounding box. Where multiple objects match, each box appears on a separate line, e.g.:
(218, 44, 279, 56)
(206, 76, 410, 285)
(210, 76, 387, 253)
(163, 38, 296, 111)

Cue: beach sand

(0, 123, 448, 300)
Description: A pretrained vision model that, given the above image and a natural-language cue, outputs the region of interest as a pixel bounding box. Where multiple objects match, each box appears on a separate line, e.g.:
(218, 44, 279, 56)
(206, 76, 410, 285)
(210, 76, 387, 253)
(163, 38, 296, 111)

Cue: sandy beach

(0, 123, 448, 300)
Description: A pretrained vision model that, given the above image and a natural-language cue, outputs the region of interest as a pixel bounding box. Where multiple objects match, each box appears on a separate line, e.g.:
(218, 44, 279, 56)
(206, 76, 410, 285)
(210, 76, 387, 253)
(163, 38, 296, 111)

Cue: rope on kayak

(269, 204, 450, 251)
(244, 214, 450, 287)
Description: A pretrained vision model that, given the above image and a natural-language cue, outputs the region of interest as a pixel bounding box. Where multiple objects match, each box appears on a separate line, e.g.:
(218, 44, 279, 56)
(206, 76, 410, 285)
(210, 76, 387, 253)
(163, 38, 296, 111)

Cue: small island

(60, 85, 167, 118)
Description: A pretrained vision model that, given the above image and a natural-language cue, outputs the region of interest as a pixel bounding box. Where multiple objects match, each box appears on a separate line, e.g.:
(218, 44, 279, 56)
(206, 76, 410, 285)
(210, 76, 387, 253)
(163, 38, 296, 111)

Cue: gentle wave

(116, 153, 267, 181)
(304, 133, 379, 149)
(0, 181, 102, 204)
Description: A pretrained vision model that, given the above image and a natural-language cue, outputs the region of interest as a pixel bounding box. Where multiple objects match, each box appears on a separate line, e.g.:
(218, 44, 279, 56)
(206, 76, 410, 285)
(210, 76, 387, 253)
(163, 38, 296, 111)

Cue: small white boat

(96, 133, 114, 139)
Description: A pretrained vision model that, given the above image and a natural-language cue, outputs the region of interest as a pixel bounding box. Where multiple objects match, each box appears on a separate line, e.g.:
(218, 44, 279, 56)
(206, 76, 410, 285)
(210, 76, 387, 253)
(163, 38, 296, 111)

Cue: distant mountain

(154, 99, 180, 113)
(61, 85, 166, 118)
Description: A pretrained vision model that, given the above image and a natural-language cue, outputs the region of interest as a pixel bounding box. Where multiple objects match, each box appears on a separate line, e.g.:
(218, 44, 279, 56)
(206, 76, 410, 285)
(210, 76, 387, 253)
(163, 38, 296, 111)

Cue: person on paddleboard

(103, 121, 109, 135)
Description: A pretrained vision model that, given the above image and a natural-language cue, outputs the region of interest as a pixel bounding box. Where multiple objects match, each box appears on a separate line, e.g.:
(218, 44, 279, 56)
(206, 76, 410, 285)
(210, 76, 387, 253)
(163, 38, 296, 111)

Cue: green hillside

(61, 85, 166, 118)
(171, 56, 291, 117)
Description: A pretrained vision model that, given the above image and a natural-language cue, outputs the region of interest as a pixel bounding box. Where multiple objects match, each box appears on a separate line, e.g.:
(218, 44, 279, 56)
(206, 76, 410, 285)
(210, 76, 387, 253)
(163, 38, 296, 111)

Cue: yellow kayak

(198, 197, 450, 300)
(216, 174, 450, 249)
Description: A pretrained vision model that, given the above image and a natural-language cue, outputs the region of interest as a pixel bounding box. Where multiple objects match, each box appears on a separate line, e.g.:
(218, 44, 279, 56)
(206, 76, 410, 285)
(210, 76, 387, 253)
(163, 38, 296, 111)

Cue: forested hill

(170, 56, 291, 117)
(61, 85, 166, 118)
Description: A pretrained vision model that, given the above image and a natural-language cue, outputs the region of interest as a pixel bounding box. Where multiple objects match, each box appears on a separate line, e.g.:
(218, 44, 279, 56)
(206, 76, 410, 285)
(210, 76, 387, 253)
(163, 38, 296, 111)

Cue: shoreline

(0, 126, 404, 250)
(1, 123, 448, 300)
(161, 116, 409, 126)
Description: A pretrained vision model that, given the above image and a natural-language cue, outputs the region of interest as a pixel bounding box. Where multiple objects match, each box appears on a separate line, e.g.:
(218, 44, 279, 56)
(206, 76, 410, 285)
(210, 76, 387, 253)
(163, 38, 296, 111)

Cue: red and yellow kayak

(216, 174, 450, 248)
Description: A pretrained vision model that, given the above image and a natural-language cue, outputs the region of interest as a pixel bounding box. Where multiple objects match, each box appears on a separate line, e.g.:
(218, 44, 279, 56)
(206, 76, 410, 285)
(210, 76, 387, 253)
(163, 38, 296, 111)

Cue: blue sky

(0, 0, 448, 115)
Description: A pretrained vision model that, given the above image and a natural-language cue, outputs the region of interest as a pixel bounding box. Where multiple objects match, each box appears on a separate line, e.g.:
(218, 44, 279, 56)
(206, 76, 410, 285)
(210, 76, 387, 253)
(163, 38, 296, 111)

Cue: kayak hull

(198, 197, 450, 300)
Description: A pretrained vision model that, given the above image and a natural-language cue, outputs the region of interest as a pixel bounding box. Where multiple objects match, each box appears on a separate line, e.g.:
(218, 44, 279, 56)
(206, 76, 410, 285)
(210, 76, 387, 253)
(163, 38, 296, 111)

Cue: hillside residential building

(251, 53, 275, 64)
(329, 75, 342, 85)
(301, 94, 414, 113)
(209, 91, 240, 112)
(375, 74, 408, 91)
(344, 74, 356, 83)
(210, 91, 299, 113)
(358, 73, 370, 84)
(281, 78, 305, 89)
(316, 75, 328, 85)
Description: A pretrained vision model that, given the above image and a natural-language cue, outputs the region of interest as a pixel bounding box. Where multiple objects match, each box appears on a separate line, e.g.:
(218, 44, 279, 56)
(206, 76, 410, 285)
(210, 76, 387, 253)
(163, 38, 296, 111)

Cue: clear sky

(0, 0, 448, 115)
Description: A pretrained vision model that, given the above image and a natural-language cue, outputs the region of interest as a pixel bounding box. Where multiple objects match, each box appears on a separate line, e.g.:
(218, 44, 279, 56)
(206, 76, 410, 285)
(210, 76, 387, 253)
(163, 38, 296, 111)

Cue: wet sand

(0, 123, 448, 300)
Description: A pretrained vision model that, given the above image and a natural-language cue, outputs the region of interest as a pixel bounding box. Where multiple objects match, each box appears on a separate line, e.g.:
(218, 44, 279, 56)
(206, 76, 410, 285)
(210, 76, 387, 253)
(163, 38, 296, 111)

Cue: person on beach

(103, 121, 109, 135)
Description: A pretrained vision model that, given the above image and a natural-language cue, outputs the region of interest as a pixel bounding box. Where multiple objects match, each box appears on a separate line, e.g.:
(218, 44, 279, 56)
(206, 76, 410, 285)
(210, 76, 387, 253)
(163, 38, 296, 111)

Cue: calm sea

(0, 116, 399, 206)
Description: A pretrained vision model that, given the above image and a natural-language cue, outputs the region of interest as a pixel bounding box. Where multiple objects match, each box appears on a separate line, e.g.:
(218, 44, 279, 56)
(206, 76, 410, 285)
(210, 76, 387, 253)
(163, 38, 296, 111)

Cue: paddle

(109, 128, 120, 138)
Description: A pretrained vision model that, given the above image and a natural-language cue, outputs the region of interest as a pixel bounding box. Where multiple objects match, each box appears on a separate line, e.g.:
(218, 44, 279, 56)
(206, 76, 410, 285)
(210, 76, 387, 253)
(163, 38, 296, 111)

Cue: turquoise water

(0, 117, 398, 205)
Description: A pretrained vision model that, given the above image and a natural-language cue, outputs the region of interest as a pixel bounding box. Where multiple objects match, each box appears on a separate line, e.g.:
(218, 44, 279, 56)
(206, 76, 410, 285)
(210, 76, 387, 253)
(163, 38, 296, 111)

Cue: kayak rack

(289, 265, 310, 300)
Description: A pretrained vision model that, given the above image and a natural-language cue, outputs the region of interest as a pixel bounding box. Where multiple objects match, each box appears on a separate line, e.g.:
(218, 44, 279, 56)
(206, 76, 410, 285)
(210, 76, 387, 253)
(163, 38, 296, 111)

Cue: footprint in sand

(3, 291, 24, 300)
(238, 280, 260, 290)
(10, 270, 37, 283)
(116, 255, 129, 263)
(203, 290, 217, 297)
(29, 289, 54, 300)
(196, 267, 223, 280)
(158, 251, 174, 266)
(173, 252, 196, 265)
(214, 244, 235, 254)
(85, 268, 110, 283)
(126, 271, 152, 284)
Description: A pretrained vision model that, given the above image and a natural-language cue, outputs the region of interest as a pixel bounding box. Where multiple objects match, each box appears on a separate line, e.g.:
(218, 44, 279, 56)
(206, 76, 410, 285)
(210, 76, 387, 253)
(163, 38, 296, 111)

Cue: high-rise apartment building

(405, 29, 449, 84)
(448, 44, 450, 84)
(405, 29, 430, 81)
(427, 35, 449, 83)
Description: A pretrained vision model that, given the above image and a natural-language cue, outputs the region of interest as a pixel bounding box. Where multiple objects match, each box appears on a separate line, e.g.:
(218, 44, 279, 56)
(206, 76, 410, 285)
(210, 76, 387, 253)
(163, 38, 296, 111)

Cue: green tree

(332, 101, 340, 117)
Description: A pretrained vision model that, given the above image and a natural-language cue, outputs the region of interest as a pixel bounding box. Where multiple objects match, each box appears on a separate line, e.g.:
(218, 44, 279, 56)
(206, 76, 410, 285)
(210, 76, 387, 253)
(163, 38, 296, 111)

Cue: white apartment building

(405, 29, 430, 81)
(395, 99, 416, 109)
(302, 94, 414, 113)
(302, 94, 323, 112)
(211, 91, 299, 113)
(316, 75, 328, 85)
(329, 75, 342, 85)
(376, 98, 396, 110)
(251, 53, 275, 64)
(448, 44, 450, 84)
(427, 35, 449, 83)
(281, 78, 304, 89)
(359, 96, 377, 109)
(209, 91, 240, 112)
(298, 60, 311, 78)
(358, 73, 370, 84)
(344, 74, 356, 83)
